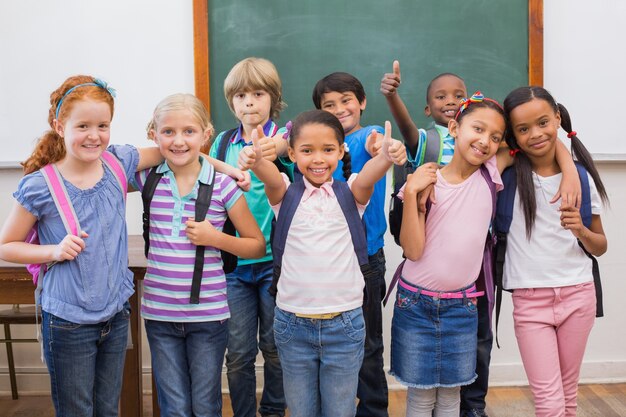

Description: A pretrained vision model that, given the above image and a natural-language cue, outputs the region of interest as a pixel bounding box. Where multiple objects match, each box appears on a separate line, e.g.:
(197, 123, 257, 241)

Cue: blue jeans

(273, 306, 365, 417)
(42, 304, 130, 417)
(145, 319, 228, 417)
(357, 248, 389, 417)
(225, 261, 285, 417)
(460, 293, 493, 414)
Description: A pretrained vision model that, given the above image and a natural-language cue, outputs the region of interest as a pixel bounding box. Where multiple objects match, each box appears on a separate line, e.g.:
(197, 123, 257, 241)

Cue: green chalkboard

(206, 0, 530, 134)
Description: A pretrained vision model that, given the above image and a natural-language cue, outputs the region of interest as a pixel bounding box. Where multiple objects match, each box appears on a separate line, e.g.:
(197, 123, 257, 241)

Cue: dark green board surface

(207, 0, 528, 133)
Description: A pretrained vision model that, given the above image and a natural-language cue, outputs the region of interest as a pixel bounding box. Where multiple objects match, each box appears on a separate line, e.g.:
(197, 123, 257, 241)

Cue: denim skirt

(390, 279, 479, 388)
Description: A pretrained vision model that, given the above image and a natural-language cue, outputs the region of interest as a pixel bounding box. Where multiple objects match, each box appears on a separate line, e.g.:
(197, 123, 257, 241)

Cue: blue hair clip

(55, 78, 116, 119)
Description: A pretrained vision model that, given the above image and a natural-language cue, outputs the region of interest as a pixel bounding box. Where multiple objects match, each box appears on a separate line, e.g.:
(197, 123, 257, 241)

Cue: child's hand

(234, 169, 251, 192)
(380, 60, 401, 97)
(257, 133, 278, 162)
(552, 174, 582, 209)
(365, 130, 382, 156)
(380, 121, 407, 166)
(53, 231, 88, 262)
(418, 184, 436, 213)
(405, 162, 437, 196)
(238, 126, 264, 170)
(185, 218, 219, 246)
(560, 204, 586, 239)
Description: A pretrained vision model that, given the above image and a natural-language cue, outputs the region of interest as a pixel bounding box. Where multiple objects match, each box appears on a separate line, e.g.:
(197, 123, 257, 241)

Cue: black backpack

(141, 167, 237, 304)
(388, 127, 443, 245)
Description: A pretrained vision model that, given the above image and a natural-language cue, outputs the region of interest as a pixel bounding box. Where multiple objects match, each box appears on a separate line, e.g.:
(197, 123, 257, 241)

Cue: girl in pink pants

(500, 86, 609, 417)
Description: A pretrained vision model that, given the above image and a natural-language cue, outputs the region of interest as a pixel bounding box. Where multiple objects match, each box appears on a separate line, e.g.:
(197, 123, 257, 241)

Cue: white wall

(1, 0, 625, 396)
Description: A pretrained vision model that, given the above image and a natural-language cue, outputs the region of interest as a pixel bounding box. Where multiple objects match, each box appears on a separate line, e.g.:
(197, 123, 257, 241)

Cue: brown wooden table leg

(120, 279, 143, 417)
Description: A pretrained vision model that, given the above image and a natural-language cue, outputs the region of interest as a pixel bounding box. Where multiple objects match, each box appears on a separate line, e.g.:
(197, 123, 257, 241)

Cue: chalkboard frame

(192, 0, 544, 117)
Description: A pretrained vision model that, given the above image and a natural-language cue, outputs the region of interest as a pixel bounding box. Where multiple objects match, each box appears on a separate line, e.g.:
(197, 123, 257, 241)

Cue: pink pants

(512, 282, 596, 417)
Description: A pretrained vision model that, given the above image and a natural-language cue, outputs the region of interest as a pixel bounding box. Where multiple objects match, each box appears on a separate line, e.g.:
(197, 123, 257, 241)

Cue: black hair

(289, 109, 352, 180)
(312, 72, 366, 111)
(503, 86, 608, 238)
(425, 72, 465, 102)
(454, 96, 505, 125)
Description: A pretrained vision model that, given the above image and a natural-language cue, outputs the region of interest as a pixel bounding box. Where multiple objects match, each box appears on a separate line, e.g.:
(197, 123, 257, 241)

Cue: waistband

(398, 278, 484, 299)
(294, 312, 343, 320)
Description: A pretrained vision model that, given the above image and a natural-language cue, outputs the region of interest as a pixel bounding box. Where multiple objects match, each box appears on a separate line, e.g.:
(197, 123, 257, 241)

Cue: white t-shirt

(503, 171, 602, 289)
(271, 174, 367, 314)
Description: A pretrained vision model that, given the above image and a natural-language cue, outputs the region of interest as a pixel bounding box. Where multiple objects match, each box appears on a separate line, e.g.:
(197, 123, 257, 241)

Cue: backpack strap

(216, 129, 238, 162)
(576, 162, 592, 228)
(141, 168, 164, 258)
(423, 127, 443, 164)
(270, 181, 306, 296)
(40, 165, 81, 236)
(332, 181, 369, 266)
(189, 170, 216, 304)
(100, 151, 128, 200)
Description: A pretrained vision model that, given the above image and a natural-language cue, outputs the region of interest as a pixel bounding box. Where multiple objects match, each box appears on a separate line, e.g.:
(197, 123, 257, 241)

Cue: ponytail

(341, 149, 352, 180)
(557, 103, 609, 205)
(22, 130, 66, 175)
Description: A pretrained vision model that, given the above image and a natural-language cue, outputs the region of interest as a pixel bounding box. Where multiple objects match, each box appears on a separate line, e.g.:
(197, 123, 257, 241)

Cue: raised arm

(399, 164, 438, 260)
(380, 60, 420, 154)
(240, 125, 287, 205)
(553, 139, 581, 208)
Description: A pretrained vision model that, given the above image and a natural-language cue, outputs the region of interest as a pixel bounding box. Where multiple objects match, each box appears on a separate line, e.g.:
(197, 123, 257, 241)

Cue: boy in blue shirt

(313, 72, 406, 417)
(381, 61, 491, 417)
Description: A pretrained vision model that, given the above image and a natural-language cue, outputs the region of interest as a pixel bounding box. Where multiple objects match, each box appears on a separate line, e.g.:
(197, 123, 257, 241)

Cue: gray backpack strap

(423, 127, 442, 164)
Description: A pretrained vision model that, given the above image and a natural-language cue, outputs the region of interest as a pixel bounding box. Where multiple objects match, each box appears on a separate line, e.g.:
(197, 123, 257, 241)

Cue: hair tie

(343, 142, 350, 153)
(455, 91, 504, 120)
(509, 148, 520, 157)
(567, 131, 577, 138)
(55, 78, 116, 120)
(282, 120, 293, 140)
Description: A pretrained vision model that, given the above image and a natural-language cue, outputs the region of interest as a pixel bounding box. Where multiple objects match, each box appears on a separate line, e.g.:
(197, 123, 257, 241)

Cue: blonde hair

(22, 75, 115, 174)
(146, 93, 214, 141)
(223, 57, 286, 120)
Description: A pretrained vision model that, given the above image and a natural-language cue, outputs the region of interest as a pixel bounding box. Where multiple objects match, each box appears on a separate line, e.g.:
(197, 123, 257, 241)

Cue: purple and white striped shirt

(132, 158, 242, 322)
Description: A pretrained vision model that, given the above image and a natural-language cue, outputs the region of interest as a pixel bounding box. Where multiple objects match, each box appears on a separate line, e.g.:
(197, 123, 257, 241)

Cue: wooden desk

(0, 235, 148, 417)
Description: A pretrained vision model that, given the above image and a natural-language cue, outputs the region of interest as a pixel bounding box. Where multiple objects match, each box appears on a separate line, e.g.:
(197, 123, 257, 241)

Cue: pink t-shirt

(271, 174, 367, 314)
(399, 158, 502, 291)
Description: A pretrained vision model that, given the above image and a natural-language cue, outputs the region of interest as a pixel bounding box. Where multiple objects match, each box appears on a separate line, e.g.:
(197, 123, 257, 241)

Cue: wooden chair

(0, 305, 40, 399)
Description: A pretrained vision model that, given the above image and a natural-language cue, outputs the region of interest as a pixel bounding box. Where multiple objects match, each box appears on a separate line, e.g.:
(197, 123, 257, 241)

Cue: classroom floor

(1, 384, 626, 416)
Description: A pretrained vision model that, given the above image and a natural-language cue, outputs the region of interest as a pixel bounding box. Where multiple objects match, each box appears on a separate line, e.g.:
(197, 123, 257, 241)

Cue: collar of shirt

(434, 123, 451, 138)
(301, 176, 335, 202)
(233, 119, 279, 145)
(156, 156, 215, 185)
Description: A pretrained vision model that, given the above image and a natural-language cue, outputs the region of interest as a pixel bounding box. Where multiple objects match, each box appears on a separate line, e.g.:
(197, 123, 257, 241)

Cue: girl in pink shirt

(240, 109, 405, 417)
(392, 94, 506, 417)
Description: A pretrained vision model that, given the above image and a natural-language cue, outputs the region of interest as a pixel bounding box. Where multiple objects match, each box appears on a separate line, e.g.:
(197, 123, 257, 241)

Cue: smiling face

(319, 91, 366, 135)
(54, 99, 112, 164)
(425, 74, 467, 126)
(448, 106, 505, 166)
(509, 98, 561, 161)
(231, 89, 272, 132)
(288, 123, 344, 187)
(151, 109, 209, 170)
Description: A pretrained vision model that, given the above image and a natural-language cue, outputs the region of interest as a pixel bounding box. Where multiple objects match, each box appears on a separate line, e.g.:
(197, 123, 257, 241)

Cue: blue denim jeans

(357, 248, 389, 417)
(274, 306, 365, 417)
(225, 261, 285, 417)
(42, 303, 130, 417)
(145, 319, 228, 417)
(460, 293, 493, 414)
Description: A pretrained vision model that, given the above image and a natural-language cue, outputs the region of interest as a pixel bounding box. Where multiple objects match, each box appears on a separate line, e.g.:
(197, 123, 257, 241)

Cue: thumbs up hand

(380, 60, 402, 97)
(238, 125, 265, 170)
(381, 121, 407, 166)
(365, 129, 382, 157)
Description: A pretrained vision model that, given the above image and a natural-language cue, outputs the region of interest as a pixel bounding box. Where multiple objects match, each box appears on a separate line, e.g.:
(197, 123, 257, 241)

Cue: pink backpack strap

(40, 164, 81, 236)
(100, 151, 128, 199)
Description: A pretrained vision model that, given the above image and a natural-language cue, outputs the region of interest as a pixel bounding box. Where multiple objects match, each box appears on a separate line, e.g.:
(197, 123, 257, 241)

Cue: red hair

(22, 75, 115, 174)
